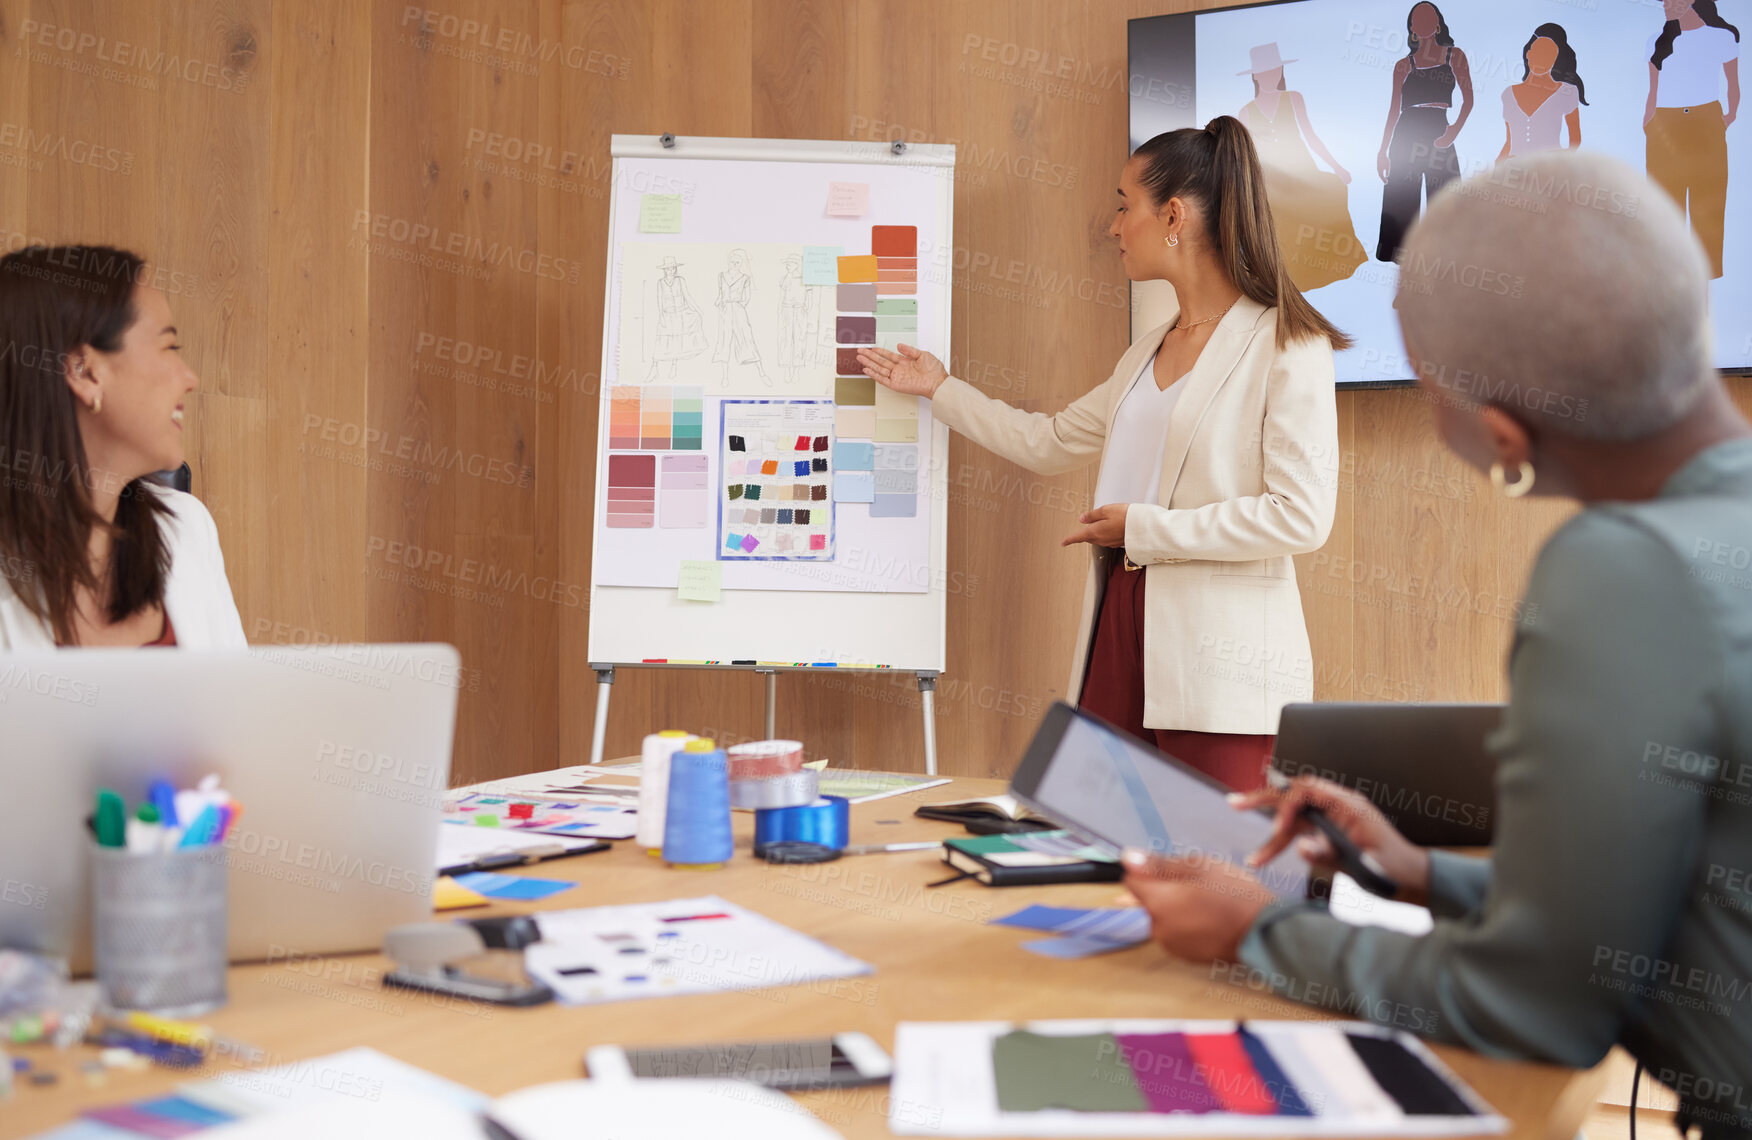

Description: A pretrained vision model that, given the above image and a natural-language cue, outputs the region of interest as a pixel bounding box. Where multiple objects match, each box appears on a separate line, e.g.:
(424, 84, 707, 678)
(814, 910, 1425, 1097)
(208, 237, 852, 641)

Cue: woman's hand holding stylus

(1230, 775, 1432, 904)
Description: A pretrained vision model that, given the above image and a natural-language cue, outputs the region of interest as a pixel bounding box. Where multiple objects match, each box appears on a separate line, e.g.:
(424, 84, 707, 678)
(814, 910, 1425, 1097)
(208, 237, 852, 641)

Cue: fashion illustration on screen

(1645, 0, 1740, 279)
(1238, 43, 1366, 292)
(1498, 24, 1587, 160)
(645, 255, 708, 379)
(1376, 2, 1473, 263)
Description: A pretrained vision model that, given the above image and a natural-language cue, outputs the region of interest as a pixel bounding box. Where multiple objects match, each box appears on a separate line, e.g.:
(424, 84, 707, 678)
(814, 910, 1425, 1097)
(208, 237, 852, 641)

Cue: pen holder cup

(92, 845, 229, 1016)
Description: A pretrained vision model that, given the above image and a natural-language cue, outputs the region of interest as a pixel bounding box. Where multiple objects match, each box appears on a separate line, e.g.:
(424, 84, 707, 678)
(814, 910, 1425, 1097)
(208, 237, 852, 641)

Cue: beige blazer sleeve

(1122, 334, 1338, 562)
(927, 364, 1128, 479)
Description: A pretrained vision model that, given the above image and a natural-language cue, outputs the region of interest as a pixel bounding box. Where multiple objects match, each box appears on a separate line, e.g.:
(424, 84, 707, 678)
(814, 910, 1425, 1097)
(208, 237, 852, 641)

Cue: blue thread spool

(663, 739, 732, 868)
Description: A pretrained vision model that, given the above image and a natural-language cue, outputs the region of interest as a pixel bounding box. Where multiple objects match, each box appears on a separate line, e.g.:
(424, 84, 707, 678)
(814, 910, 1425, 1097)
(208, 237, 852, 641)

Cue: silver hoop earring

(1490, 461, 1535, 498)
(1164, 234, 1179, 249)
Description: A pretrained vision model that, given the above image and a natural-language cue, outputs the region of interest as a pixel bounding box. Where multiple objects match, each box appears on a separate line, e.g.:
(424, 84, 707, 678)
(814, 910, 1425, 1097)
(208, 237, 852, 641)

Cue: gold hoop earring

(1164, 234, 1179, 248)
(90, 393, 101, 415)
(1490, 460, 1535, 498)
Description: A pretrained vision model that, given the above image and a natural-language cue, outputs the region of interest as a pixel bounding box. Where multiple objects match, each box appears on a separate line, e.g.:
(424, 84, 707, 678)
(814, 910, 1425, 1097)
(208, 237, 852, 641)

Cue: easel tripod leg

(589, 665, 615, 766)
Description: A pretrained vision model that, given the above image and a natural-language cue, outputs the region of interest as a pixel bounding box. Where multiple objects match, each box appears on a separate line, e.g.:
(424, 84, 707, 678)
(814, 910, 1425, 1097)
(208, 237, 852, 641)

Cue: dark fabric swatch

(1344, 1033, 1474, 1116)
(1237, 1026, 1313, 1116)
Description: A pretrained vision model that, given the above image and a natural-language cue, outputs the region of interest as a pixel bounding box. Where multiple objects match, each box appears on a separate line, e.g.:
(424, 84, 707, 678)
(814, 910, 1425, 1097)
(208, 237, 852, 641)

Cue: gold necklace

(1172, 300, 1236, 332)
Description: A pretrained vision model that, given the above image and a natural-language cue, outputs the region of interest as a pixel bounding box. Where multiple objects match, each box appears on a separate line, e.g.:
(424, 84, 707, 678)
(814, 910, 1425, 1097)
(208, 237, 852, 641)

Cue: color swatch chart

(605, 454, 656, 528)
(609, 384, 704, 450)
(660, 454, 709, 529)
(831, 224, 922, 524)
(719, 400, 836, 561)
(890, 1020, 1504, 1137)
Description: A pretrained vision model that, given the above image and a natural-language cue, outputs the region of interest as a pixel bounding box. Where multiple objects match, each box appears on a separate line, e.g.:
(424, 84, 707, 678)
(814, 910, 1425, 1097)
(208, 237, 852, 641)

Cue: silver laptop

(0, 645, 460, 971)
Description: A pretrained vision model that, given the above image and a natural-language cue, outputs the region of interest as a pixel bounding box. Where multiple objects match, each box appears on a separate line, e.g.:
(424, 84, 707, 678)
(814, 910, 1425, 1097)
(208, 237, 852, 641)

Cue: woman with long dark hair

(1498, 23, 1587, 159)
(1376, 1, 1473, 262)
(0, 245, 244, 648)
(1645, 0, 1740, 279)
(854, 118, 1346, 791)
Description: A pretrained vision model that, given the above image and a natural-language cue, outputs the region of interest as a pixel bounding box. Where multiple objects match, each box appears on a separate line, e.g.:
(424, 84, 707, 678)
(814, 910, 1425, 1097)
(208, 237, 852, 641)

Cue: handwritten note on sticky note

(639, 193, 683, 233)
(802, 246, 842, 285)
(678, 560, 722, 603)
(826, 181, 870, 217)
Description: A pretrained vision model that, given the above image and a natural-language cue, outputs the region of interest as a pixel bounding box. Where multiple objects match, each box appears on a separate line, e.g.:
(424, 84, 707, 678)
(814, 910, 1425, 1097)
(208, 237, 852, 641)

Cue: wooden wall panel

(2, 0, 1703, 783)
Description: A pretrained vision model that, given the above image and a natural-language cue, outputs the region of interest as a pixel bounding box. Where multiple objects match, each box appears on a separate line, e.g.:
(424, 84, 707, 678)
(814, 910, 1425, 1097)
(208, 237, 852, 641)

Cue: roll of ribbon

(726, 739, 806, 780)
(752, 795, 850, 857)
(663, 740, 733, 869)
(728, 768, 819, 810)
(636, 730, 696, 855)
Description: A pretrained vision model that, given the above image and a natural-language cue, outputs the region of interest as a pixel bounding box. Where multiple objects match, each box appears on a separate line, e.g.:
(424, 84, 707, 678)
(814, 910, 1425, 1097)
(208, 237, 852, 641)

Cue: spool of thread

(726, 739, 806, 780)
(662, 739, 733, 869)
(752, 795, 851, 858)
(728, 768, 820, 810)
(636, 730, 696, 855)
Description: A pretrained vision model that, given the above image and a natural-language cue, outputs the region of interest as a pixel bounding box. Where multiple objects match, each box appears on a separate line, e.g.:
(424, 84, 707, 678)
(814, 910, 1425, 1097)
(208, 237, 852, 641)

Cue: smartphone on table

(585, 1033, 892, 1089)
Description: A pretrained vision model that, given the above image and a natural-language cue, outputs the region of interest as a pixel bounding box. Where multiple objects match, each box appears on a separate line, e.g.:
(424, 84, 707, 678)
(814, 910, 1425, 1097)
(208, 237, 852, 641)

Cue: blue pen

(147, 779, 179, 829)
(178, 805, 219, 848)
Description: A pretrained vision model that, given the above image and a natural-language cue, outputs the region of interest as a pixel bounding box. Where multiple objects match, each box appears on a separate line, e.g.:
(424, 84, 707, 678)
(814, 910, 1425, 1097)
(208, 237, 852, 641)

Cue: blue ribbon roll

(753, 795, 850, 855)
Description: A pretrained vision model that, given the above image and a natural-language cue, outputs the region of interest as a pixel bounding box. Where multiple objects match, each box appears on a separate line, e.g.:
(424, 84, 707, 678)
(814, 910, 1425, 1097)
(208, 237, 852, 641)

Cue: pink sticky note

(826, 181, 870, 217)
(741, 534, 760, 553)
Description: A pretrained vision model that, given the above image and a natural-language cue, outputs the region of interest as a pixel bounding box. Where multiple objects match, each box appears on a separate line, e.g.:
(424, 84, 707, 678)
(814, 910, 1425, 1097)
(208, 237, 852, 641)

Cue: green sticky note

(677, 560, 722, 603)
(803, 246, 842, 286)
(639, 194, 683, 233)
(992, 1030, 1147, 1112)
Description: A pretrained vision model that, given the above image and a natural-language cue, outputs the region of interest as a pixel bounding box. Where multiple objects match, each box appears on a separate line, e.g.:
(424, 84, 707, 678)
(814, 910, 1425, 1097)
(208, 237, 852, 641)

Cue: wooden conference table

(9, 777, 1600, 1140)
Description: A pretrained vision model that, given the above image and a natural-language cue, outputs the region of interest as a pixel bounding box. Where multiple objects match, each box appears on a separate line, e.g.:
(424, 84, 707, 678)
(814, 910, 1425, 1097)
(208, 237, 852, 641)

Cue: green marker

(94, 789, 126, 848)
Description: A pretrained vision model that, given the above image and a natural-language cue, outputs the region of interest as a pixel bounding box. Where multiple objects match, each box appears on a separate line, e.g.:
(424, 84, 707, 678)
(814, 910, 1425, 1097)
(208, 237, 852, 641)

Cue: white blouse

(1648, 26, 1740, 108)
(1091, 352, 1183, 509)
(1502, 82, 1580, 155)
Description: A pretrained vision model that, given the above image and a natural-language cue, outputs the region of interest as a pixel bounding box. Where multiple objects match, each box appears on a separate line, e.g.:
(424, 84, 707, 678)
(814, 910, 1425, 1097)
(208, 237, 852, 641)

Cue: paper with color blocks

(677, 560, 721, 603)
(433, 876, 489, 911)
(875, 418, 919, 443)
(872, 225, 918, 257)
(838, 283, 878, 311)
(659, 454, 709, 528)
(605, 454, 656, 528)
(637, 193, 683, 233)
(835, 376, 876, 405)
(802, 245, 842, 285)
(834, 471, 875, 503)
(452, 872, 577, 901)
(826, 181, 870, 216)
(835, 407, 876, 439)
(833, 441, 875, 470)
(887, 1020, 1506, 1136)
(837, 315, 877, 345)
(875, 297, 918, 316)
(525, 896, 871, 1007)
(719, 400, 835, 561)
(870, 494, 917, 518)
(837, 255, 878, 283)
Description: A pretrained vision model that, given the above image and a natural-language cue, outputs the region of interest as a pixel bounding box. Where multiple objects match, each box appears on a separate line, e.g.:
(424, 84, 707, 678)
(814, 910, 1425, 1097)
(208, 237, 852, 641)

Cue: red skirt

(1077, 553, 1274, 792)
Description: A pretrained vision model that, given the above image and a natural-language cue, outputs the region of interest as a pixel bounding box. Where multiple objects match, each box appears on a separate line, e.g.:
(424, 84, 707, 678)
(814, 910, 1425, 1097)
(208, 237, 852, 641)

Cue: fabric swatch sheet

(718, 399, 836, 561)
(888, 1019, 1505, 1137)
(523, 895, 872, 1006)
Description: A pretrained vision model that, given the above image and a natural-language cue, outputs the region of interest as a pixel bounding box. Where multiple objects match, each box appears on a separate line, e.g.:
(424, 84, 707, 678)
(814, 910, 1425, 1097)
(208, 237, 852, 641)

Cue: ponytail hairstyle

(0, 245, 172, 644)
(1131, 117, 1353, 350)
(1525, 24, 1588, 105)
(1653, 0, 1739, 69)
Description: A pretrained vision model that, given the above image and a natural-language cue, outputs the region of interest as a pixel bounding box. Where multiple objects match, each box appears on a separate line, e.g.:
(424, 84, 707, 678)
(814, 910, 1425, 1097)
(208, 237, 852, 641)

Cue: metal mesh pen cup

(92, 844, 229, 1016)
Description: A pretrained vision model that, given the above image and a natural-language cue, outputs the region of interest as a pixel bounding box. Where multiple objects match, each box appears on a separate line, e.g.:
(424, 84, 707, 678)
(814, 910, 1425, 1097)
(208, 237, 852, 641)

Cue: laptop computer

(0, 645, 460, 972)
(1271, 702, 1503, 846)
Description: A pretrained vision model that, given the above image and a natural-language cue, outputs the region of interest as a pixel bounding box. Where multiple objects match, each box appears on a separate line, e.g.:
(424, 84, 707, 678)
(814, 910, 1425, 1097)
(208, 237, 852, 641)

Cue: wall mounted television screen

(1130, 0, 1750, 387)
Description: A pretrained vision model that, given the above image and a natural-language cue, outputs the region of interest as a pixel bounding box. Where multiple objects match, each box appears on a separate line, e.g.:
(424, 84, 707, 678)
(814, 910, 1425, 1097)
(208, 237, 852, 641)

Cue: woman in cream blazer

(0, 244, 245, 650)
(859, 117, 1345, 790)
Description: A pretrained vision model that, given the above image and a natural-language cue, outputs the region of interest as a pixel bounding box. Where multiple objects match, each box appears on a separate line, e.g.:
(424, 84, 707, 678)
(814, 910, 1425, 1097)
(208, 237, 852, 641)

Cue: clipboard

(436, 823, 610, 875)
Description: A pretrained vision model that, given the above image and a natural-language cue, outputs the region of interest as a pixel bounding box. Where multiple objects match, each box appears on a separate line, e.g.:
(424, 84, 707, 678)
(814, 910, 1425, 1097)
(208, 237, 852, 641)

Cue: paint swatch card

(660, 454, 709, 528)
(525, 896, 872, 1006)
(453, 872, 577, 901)
(719, 400, 835, 561)
(605, 454, 656, 528)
